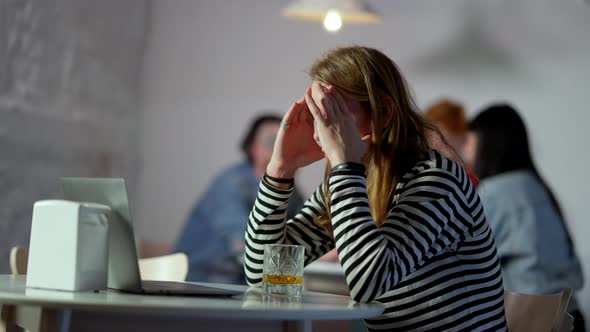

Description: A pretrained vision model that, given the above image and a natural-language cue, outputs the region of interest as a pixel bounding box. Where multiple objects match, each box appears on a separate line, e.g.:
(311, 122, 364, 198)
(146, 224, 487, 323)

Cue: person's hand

(266, 96, 325, 180)
(305, 82, 371, 166)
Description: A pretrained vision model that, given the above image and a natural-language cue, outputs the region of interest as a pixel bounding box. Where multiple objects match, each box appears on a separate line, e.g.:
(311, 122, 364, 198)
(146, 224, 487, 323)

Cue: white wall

(138, 0, 590, 313)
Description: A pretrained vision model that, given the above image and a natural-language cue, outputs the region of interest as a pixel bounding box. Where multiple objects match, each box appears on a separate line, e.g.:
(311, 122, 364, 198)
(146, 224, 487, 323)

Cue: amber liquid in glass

(262, 274, 303, 285)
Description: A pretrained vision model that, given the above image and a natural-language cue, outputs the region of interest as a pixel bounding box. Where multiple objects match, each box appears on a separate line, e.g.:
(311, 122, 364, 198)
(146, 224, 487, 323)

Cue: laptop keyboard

(143, 280, 204, 290)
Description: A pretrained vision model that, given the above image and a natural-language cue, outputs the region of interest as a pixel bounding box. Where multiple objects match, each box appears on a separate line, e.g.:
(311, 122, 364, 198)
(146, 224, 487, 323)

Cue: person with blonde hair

(244, 46, 506, 331)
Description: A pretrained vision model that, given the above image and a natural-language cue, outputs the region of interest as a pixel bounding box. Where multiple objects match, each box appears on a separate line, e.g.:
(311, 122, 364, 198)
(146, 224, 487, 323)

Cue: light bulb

(323, 10, 342, 32)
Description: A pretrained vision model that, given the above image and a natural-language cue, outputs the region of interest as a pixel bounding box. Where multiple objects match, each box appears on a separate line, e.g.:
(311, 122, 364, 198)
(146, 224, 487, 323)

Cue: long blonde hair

(310, 46, 434, 232)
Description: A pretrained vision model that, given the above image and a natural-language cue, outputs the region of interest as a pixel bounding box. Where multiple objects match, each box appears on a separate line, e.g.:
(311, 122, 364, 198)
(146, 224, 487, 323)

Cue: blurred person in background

(466, 104, 585, 331)
(425, 98, 479, 186)
(425, 98, 468, 153)
(175, 114, 304, 284)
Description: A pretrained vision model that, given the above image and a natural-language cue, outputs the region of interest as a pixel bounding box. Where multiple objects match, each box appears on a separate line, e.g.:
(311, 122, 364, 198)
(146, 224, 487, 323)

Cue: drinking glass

(262, 244, 304, 296)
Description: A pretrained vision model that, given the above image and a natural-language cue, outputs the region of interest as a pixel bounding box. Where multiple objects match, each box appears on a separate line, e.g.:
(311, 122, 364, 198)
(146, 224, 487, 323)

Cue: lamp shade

(283, 0, 382, 24)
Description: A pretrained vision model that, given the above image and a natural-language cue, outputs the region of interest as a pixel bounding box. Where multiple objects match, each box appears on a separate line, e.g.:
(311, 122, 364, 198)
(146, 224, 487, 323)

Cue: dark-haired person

(466, 104, 585, 331)
(175, 114, 304, 283)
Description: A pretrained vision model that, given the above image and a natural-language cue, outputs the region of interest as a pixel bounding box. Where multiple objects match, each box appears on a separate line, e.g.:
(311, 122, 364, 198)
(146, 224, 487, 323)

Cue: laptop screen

(61, 177, 143, 292)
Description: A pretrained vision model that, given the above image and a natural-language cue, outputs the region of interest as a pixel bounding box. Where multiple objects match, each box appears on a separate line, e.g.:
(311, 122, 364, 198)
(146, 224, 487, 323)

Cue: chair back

(504, 289, 574, 332)
(553, 288, 574, 332)
(138, 253, 189, 282)
(9, 246, 29, 275)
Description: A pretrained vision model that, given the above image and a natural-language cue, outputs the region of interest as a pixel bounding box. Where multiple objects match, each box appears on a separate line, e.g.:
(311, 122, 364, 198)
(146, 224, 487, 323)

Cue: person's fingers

(298, 96, 314, 124)
(321, 84, 340, 121)
(300, 98, 313, 123)
(292, 99, 305, 124)
(311, 82, 331, 120)
(305, 88, 325, 125)
(282, 100, 300, 126)
(333, 91, 357, 128)
(300, 94, 311, 120)
(285, 95, 310, 126)
(333, 90, 349, 116)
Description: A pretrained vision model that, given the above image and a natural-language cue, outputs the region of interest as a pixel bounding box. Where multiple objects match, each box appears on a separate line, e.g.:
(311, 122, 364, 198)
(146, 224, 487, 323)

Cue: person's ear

(381, 96, 394, 129)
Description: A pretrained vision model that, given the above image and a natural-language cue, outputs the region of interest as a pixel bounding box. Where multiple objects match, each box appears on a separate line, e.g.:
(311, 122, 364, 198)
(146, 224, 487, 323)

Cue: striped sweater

(244, 151, 507, 331)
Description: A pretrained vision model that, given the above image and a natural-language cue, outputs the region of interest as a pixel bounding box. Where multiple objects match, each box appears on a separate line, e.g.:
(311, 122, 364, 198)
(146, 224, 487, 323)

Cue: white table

(0, 275, 383, 332)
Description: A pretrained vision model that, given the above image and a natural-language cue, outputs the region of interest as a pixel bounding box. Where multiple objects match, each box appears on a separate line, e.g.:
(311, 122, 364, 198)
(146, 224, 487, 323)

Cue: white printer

(26, 200, 111, 292)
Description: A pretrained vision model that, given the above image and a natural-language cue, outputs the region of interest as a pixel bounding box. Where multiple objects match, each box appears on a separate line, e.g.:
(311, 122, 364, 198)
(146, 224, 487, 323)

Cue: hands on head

(266, 82, 372, 187)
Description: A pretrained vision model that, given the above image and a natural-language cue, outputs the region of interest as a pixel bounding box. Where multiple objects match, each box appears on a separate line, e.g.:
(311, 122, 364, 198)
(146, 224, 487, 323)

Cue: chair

(554, 288, 574, 332)
(4, 247, 37, 332)
(9, 246, 29, 275)
(504, 289, 574, 332)
(138, 239, 173, 258)
(138, 253, 189, 281)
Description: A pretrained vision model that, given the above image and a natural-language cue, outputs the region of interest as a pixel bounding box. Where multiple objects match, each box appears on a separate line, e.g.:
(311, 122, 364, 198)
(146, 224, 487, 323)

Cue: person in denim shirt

(465, 104, 585, 331)
(174, 115, 304, 284)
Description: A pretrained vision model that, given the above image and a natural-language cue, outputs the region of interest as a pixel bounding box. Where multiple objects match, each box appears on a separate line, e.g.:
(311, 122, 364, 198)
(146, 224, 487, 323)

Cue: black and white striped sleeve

(244, 177, 334, 286)
(330, 166, 474, 303)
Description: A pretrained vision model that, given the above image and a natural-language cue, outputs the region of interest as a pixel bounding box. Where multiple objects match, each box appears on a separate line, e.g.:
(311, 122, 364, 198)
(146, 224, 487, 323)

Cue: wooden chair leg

(0, 304, 65, 332)
(1, 304, 14, 331)
(1, 304, 23, 332)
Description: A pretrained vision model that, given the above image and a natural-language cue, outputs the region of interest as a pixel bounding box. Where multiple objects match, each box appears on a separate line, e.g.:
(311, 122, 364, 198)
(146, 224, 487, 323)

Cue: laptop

(61, 177, 242, 297)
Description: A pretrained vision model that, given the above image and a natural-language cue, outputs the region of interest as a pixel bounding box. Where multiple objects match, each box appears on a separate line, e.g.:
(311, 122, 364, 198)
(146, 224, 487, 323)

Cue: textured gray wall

(0, 0, 149, 272)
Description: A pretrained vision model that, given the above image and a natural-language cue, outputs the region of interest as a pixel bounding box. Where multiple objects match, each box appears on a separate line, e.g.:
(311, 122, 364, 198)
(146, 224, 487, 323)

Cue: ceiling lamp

(283, 0, 382, 32)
